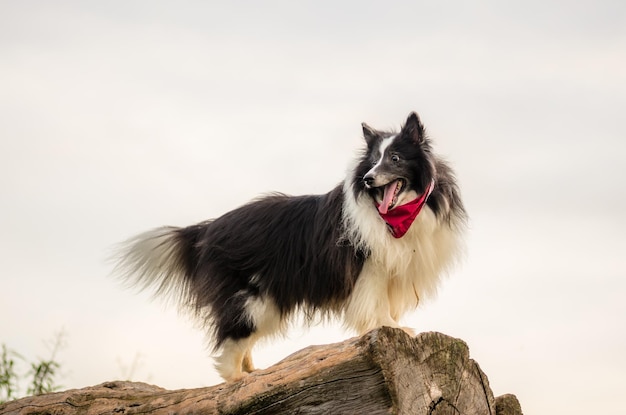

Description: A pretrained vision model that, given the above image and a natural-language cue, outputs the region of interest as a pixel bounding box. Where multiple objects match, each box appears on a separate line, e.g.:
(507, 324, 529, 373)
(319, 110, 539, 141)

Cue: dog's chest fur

(342, 178, 463, 327)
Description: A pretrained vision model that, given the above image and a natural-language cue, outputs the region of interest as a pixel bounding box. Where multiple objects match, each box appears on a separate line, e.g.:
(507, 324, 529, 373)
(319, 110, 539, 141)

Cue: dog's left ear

(401, 112, 425, 144)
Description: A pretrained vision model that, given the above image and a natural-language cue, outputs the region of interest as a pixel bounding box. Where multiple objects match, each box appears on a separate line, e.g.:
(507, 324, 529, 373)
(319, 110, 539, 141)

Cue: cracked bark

(0, 328, 522, 415)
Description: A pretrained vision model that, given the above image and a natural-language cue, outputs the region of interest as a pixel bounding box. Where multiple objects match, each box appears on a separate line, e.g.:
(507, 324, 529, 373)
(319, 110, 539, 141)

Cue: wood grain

(0, 328, 522, 415)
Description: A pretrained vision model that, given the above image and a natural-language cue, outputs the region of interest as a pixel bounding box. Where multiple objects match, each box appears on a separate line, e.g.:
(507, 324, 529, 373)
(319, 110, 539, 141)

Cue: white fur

(214, 337, 254, 381)
(341, 173, 464, 334)
(244, 294, 284, 338)
(369, 134, 397, 172)
(119, 152, 464, 381)
(217, 167, 464, 379)
(215, 294, 284, 380)
(113, 227, 187, 304)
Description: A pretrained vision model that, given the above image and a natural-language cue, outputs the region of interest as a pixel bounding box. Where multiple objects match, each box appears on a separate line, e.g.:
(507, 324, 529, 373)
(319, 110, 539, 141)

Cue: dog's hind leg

(215, 335, 258, 379)
(241, 349, 255, 373)
(214, 294, 283, 381)
(242, 294, 284, 374)
(214, 338, 252, 381)
(212, 289, 258, 381)
(241, 294, 284, 373)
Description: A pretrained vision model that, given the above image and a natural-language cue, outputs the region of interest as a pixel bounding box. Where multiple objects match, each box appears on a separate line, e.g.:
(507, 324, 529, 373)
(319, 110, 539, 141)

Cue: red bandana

(377, 180, 435, 238)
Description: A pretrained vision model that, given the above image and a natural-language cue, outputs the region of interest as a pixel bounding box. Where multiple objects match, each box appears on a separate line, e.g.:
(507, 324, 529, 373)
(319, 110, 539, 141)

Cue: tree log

(0, 328, 522, 414)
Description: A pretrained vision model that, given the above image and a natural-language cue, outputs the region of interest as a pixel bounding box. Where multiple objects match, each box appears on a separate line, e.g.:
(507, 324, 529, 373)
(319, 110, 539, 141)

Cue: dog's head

(355, 112, 436, 214)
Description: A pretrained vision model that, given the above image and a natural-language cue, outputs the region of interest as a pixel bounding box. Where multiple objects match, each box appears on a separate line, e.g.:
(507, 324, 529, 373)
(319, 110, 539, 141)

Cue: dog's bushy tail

(112, 226, 192, 307)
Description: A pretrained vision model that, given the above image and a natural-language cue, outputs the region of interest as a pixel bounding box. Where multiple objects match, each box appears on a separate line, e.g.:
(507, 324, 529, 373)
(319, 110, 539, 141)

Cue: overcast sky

(1, 1, 625, 413)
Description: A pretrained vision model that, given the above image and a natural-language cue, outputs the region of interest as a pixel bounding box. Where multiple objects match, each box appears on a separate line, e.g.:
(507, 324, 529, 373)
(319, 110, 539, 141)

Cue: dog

(113, 112, 467, 381)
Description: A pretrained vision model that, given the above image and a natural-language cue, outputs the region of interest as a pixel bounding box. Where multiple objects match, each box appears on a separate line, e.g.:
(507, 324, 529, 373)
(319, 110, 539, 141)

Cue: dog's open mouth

(374, 179, 404, 214)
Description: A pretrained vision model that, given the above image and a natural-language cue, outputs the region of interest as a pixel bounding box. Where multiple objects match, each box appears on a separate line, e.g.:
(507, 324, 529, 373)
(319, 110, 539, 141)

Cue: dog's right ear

(361, 122, 379, 147)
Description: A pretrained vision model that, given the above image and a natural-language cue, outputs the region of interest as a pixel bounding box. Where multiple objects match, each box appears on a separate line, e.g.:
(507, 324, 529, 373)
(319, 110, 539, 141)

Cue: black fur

(354, 113, 464, 225)
(114, 112, 466, 379)
(354, 113, 435, 200)
(173, 186, 366, 348)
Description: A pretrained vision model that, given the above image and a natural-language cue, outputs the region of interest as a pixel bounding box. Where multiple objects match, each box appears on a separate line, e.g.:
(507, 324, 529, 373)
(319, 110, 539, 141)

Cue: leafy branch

(0, 344, 22, 402)
(0, 330, 66, 403)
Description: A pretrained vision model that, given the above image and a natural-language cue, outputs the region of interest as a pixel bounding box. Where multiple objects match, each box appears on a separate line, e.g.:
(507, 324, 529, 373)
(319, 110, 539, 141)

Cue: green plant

(0, 331, 65, 404)
(25, 358, 61, 397)
(0, 344, 21, 402)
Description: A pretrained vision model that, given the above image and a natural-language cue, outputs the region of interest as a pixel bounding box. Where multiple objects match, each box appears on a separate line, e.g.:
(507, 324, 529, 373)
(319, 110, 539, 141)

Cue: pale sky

(1, 1, 625, 413)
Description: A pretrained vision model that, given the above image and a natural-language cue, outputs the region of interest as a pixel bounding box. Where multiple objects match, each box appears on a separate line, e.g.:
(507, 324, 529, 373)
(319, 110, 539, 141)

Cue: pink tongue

(378, 180, 398, 215)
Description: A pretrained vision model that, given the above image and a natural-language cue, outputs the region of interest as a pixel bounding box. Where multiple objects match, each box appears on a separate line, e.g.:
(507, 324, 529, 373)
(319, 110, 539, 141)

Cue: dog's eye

(391, 154, 400, 163)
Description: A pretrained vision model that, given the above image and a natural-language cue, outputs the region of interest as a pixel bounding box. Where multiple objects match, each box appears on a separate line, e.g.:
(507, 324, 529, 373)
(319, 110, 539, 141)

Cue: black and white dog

(114, 112, 466, 381)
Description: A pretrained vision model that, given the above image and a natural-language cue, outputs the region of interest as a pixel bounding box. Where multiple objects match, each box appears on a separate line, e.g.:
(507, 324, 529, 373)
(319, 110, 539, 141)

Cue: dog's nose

(363, 173, 375, 188)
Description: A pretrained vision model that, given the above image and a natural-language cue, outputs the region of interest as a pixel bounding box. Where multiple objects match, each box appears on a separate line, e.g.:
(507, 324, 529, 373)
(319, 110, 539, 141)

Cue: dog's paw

(227, 370, 250, 382)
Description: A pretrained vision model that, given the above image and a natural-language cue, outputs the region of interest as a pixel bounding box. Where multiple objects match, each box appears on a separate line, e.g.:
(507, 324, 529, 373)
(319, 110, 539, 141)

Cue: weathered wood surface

(0, 328, 522, 415)
(495, 394, 524, 415)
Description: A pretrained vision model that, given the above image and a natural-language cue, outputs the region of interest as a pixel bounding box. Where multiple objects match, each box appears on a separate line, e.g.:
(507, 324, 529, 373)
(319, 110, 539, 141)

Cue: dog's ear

(361, 122, 379, 146)
(401, 112, 425, 144)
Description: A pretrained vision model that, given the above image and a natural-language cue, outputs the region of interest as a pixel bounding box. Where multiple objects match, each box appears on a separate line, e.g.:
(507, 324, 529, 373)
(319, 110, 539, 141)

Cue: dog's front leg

(343, 260, 400, 334)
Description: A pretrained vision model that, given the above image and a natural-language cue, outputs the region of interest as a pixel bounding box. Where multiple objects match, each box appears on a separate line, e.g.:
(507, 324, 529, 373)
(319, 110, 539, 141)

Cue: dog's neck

(377, 179, 435, 238)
